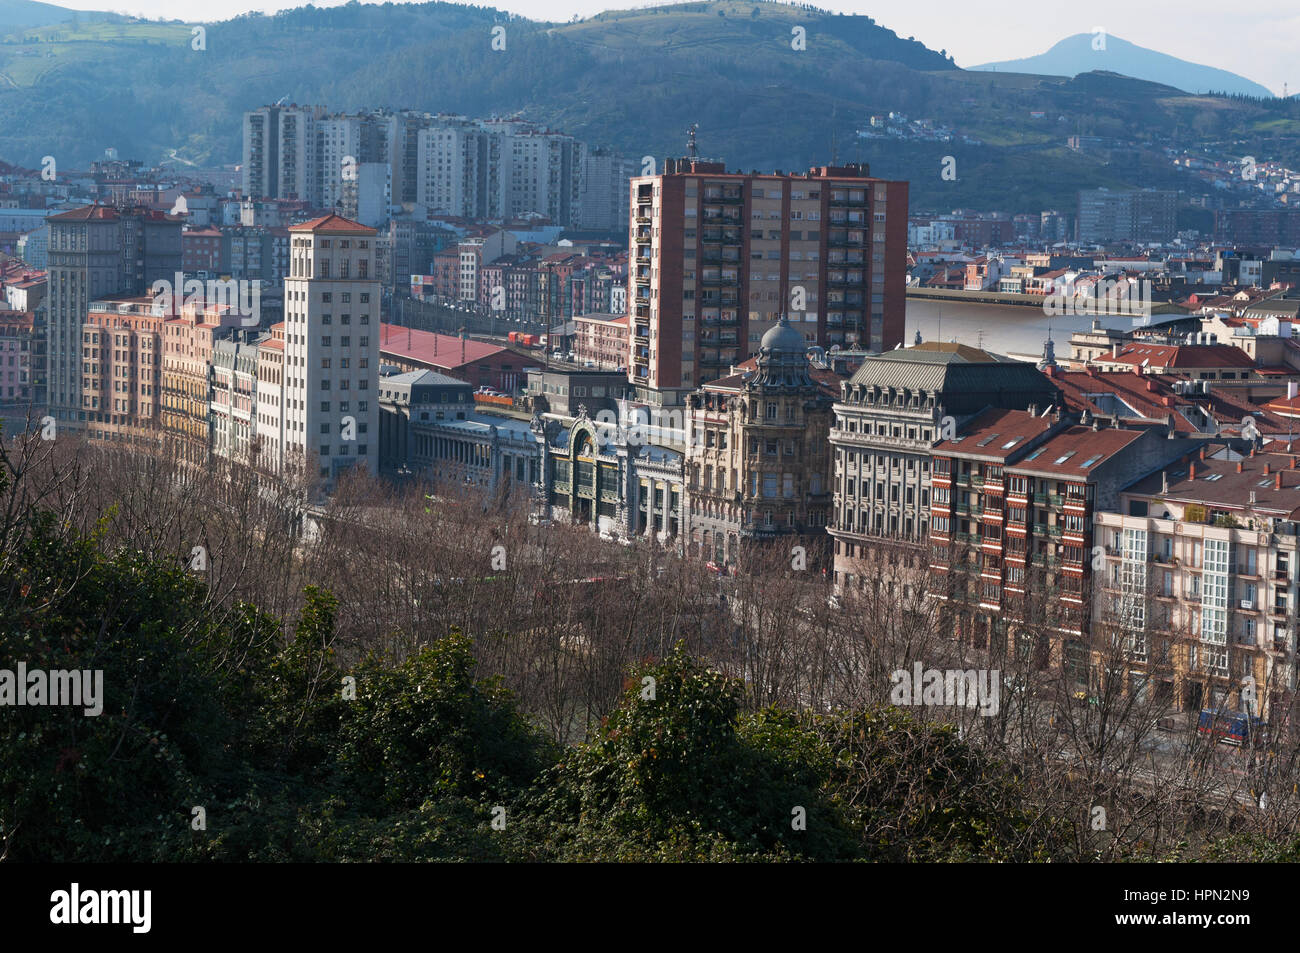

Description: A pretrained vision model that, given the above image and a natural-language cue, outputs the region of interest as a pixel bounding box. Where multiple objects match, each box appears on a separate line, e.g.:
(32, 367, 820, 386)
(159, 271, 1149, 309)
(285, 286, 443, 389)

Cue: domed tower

(683, 312, 835, 567)
(749, 314, 815, 390)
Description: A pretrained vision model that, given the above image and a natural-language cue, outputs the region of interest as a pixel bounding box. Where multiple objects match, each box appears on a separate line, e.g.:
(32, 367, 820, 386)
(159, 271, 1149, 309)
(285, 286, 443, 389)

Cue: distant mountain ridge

(972, 33, 1274, 98)
(0, 0, 76, 30)
(0, 1, 1297, 215)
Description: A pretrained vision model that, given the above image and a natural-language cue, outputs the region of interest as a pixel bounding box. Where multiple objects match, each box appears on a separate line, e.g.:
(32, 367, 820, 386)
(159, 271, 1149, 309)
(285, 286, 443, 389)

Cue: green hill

(1, 0, 1297, 214)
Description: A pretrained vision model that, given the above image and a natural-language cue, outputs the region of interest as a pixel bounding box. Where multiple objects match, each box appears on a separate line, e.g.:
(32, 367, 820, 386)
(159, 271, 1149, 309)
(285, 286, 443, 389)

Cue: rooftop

(288, 213, 376, 235)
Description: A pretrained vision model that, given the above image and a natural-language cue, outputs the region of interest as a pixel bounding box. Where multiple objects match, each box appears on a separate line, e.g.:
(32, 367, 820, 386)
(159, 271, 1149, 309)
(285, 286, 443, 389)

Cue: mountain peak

(972, 32, 1274, 98)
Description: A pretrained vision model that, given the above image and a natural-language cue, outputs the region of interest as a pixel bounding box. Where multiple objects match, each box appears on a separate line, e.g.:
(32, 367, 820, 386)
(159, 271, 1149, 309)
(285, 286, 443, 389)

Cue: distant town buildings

(1076, 188, 1178, 245)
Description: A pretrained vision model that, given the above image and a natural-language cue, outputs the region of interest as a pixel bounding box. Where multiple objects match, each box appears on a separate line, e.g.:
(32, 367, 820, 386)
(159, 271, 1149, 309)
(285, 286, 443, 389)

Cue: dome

(760, 316, 805, 356)
(751, 314, 815, 389)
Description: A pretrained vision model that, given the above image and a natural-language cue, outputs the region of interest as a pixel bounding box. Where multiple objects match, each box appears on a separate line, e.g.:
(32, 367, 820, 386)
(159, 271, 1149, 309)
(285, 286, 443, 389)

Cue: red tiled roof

(1012, 425, 1145, 477)
(934, 408, 1054, 460)
(47, 204, 121, 222)
(378, 323, 539, 370)
(1108, 343, 1256, 369)
(288, 214, 376, 235)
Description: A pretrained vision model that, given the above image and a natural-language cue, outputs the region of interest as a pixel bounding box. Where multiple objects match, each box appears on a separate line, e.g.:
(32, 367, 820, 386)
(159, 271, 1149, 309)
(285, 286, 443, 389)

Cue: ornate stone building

(535, 405, 685, 543)
(683, 316, 836, 566)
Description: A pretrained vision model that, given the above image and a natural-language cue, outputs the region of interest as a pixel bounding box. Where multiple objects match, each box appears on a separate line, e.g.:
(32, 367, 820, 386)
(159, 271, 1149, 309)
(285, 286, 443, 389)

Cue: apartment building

(211, 332, 260, 464)
(580, 148, 636, 233)
(416, 117, 500, 219)
(81, 295, 164, 446)
(242, 104, 326, 203)
(628, 160, 909, 398)
(161, 302, 239, 465)
(1076, 188, 1177, 245)
(1094, 447, 1300, 721)
(830, 342, 1060, 591)
(484, 118, 584, 227)
(318, 112, 393, 213)
(46, 205, 181, 425)
(572, 313, 629, 370)
(683, 317, 835, 566)
(930, 408, 1198, 655)
(254, 323, 286, 474)
(284, 214, 380, 487)
(0, 310, 35, 407)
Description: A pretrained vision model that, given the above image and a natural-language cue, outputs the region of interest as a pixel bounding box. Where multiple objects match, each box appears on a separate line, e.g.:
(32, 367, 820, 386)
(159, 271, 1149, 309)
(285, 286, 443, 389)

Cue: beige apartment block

(1094, 447, 1300, 721)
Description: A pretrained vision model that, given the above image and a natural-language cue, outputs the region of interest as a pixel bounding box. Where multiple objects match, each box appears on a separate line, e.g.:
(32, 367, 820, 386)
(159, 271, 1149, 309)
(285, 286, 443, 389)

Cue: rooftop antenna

(687, 123, 699, 160)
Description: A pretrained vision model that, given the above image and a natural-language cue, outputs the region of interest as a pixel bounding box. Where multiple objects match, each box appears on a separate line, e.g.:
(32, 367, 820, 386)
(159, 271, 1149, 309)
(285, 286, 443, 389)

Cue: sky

(65, 0, 1297, 97)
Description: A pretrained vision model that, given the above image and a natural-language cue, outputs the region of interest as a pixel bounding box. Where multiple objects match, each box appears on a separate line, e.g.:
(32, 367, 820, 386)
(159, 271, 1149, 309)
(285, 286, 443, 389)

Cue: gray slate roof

(848, 342, 1046, 393)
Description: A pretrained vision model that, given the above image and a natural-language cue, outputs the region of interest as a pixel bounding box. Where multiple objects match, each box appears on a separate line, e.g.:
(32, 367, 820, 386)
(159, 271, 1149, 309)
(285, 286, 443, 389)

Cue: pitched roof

(377, 323, 539, 370)
(1125, 452, 1300, 518)
(933, 408, 1055, 460)
(288, 214, 376, 235)
(1011, 425, 1145, 478)
(47, 204, 120, 222)
(848, 342, 1039, 393)
(1106, 342, 1256, 369)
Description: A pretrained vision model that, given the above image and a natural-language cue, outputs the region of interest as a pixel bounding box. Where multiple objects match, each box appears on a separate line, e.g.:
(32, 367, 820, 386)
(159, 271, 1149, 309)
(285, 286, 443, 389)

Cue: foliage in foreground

(0, 519, 1275, 862)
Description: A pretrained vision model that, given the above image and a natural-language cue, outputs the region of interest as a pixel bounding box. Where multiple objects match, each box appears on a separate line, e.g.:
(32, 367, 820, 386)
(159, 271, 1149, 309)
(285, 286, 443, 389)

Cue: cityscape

(0, 0, 1294, 922)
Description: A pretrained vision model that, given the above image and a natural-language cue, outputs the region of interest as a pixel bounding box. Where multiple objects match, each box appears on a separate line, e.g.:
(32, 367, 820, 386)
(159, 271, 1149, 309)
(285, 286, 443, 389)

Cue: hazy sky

(67, 0, 1296, 97)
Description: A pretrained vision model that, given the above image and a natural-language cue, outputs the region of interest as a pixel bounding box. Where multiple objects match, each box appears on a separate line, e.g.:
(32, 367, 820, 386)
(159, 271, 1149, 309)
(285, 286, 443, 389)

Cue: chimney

(1237, 461, 1244, 473)
(1265, 462, 1271, 475)
(1189, 462, 1197, 480)
(1199, 445, 1207, 461)
(1250, 446, 1257, 458)
(1277, 471, 1284, 491)
(1111, 342, 1121, 359)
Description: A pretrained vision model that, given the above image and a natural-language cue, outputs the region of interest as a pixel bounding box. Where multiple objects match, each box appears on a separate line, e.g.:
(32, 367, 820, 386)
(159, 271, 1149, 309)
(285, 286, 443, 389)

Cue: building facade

(829, 342, 1061, 591)
(628, 160, 909, 396)
(1094, 447, 1300, 721)
(284, 214, 381, 488)
(46, 205, 181, 425)
(683, 317, 834, 565)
